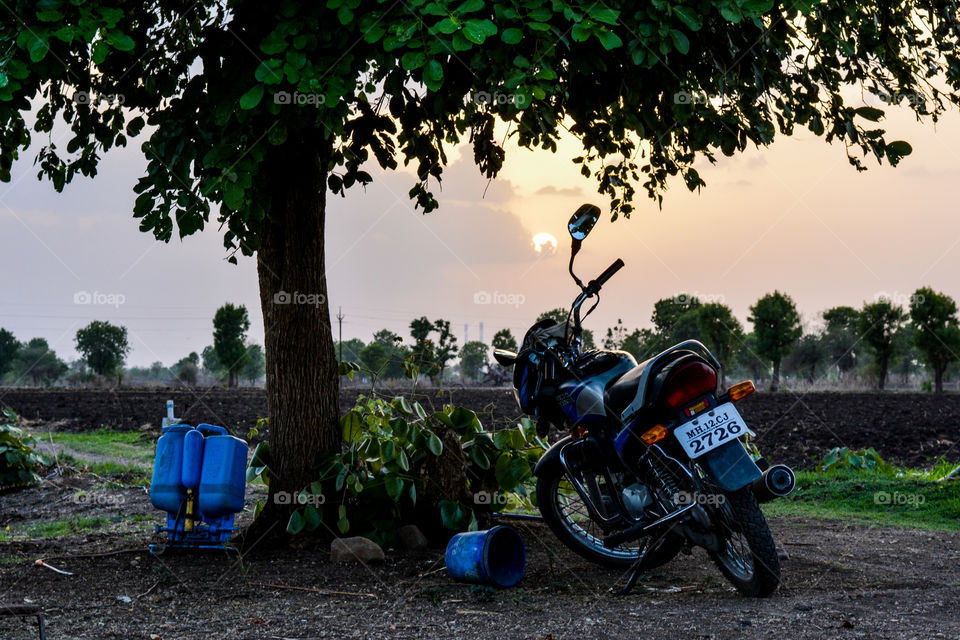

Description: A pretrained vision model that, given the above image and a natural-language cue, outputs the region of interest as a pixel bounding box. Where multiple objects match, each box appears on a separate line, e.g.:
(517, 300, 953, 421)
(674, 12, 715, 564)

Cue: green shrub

(819, 446, 893, 474)
(248, 394, 546, 545)
(0, 408, 45, 489)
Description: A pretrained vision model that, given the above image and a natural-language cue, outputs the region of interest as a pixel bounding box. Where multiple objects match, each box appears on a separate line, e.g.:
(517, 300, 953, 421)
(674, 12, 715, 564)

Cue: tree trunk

(771, 358, 780, 392)
(878, 358, 887, 390)
(248, 139, 340, 541)
(935, 365, 944, 394)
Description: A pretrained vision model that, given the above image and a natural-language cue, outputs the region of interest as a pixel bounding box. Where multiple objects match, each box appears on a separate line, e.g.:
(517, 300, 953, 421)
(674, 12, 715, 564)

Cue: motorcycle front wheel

(536, 465, 683, 569)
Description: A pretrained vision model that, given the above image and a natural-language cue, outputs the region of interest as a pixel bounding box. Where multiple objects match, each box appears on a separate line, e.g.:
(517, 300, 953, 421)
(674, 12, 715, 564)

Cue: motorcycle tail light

(664, 361, 718, 409)
(640, 424, 668, 445)
(728, 380, 756, 401)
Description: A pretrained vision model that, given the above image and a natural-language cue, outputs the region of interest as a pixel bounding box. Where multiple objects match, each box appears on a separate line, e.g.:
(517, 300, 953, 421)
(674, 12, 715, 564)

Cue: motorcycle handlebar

(587, 258, 624, 294)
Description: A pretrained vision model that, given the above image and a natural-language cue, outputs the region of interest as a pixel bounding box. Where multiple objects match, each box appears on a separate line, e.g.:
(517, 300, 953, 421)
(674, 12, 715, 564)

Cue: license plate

(674, 402, 747, 459)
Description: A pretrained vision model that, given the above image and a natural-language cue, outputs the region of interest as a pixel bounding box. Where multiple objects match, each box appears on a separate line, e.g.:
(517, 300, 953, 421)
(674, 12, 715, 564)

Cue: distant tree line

(5, 288, 959, 393)
(0, 302, 266, 388)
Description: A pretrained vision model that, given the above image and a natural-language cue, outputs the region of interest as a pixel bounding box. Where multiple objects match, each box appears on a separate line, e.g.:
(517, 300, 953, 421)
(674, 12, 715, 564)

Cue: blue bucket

(445, 525, 526, 587)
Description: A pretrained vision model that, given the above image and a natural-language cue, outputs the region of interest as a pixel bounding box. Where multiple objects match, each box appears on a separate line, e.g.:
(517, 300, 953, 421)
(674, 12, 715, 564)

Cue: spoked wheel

(536, 465, 683, 568)
(709, 486, 781, 597)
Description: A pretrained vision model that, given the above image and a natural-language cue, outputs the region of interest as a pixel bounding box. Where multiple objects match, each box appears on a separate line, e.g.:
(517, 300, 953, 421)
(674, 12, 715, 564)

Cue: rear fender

(698, 440, 762, 492)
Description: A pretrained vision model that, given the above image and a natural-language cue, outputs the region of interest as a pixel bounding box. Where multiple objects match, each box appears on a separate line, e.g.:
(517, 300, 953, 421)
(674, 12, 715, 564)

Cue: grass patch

(45, 429, 154, 466)
(11, 513, 155, 540)
(765, 465, 960, 532)
(55, 453, 151, 484)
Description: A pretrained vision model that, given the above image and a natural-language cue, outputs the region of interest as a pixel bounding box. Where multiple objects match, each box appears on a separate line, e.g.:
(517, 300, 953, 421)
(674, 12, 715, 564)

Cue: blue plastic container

(150, 425, 192, 513)
(180, 429, 204, 490)
(197, 425, 247, 518)
(445, 525, 526, 587)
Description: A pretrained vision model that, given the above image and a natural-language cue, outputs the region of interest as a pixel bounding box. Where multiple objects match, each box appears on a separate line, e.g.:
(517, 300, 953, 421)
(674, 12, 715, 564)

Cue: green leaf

(107, 31, 135, 52)
(385, 475, 404, 499)
(239, 84, 265, 110)
(397, 449, 410, 471)
(670, 30, 690, 54)
(855, 106, 885, 121)
(303, 505, 322, 530)
(286, 510, 305, 535)
(469, 446, 490, 470)
(501, 28, 523, 44)
(423, 59, 444, 91)
(341, 411, 364, 442)
(381, 439, 396, 462)
(396, 397, 413, 415)
(414, 402, 427, 420)
(436, 18, 459, 34)
(596, 29, 623, 50)
(886, 140, 913, 156)
(439, 499, 467, 530)
(223, 181, 244, 210)
(27, 35, 50, 62)
(427, 432, 443, 456)
(462, 19, 496, 44)
(673, 7, 703, 31)
(571, 23, 591, 42)
(589, 7, 620, 25)
(401, 51, 426, 70)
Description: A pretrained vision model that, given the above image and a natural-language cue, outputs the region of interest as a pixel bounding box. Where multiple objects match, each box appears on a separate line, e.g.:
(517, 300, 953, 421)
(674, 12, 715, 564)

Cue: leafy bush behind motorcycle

(248, 394, 546, 546)
(0, 408, 45, 489)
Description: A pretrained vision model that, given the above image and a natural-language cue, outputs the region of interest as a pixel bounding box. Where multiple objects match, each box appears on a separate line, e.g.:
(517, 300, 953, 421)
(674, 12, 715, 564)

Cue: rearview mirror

(568, 204, 601, 241)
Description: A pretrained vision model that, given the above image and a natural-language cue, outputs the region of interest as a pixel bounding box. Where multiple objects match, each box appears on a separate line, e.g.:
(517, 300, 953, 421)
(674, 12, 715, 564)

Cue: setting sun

(532, 232, 558, 255)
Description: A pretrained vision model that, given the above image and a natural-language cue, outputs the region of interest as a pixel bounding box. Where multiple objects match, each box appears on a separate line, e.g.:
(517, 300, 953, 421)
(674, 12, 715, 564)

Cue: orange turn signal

(640, 424, 669, 446)
(728, 380, 756, 402)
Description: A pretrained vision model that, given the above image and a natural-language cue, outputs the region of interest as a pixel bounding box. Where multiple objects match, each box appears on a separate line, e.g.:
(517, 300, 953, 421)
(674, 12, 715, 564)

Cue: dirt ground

(2, 387, 960, 470)
(1, 473, 959, 640)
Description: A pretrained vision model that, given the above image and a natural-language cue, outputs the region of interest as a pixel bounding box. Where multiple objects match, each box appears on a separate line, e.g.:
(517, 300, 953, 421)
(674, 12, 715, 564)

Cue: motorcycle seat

(605, 349, 699, 420)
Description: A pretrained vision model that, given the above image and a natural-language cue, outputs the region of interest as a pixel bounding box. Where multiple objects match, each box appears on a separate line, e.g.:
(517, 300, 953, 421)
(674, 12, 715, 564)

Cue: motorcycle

(493, 204, 796, 597)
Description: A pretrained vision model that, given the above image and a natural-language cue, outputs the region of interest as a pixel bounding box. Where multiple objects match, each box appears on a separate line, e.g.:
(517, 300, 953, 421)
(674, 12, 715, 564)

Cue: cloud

(535, 185, 585, 197)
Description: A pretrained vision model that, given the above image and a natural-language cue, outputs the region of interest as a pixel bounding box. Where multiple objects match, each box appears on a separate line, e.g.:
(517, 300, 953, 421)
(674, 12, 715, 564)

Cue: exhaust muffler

(750, 464, 796, 503)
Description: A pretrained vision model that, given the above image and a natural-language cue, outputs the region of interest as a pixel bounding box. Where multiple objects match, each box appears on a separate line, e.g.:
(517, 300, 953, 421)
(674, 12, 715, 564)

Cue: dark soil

(1, 474, 958, 640)
(2, 387, 959, 469)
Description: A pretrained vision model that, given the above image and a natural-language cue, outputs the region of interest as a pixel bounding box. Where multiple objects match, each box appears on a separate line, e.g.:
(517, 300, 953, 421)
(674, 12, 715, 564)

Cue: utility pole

(337, 307, 343, 362)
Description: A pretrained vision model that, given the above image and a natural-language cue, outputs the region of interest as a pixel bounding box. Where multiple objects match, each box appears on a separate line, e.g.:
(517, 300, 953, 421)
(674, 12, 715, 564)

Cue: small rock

(777, 547, 790, 561)
(150, 635, 161, 640)
(117, 595, 132, 604)
(330, 536, 385, 564)
(397, 524, 428, 550)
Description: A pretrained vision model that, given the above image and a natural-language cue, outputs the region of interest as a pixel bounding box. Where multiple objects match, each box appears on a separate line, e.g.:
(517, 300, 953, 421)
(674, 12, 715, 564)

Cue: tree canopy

(6, 0, 960, 534)
(749, 291, 801, 391)
(74, 320, 130, 379)
(213, 303, 251, 387)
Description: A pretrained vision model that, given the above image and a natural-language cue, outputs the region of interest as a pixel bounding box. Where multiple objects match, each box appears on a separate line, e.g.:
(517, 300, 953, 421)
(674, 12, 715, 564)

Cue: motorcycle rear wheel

(536, 465, 683, 569)
(708, 486, 781, 597)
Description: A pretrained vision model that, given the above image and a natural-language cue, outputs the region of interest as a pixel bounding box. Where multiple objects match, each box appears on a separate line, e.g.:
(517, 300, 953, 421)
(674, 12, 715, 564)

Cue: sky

(2, 101, 960, 367)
